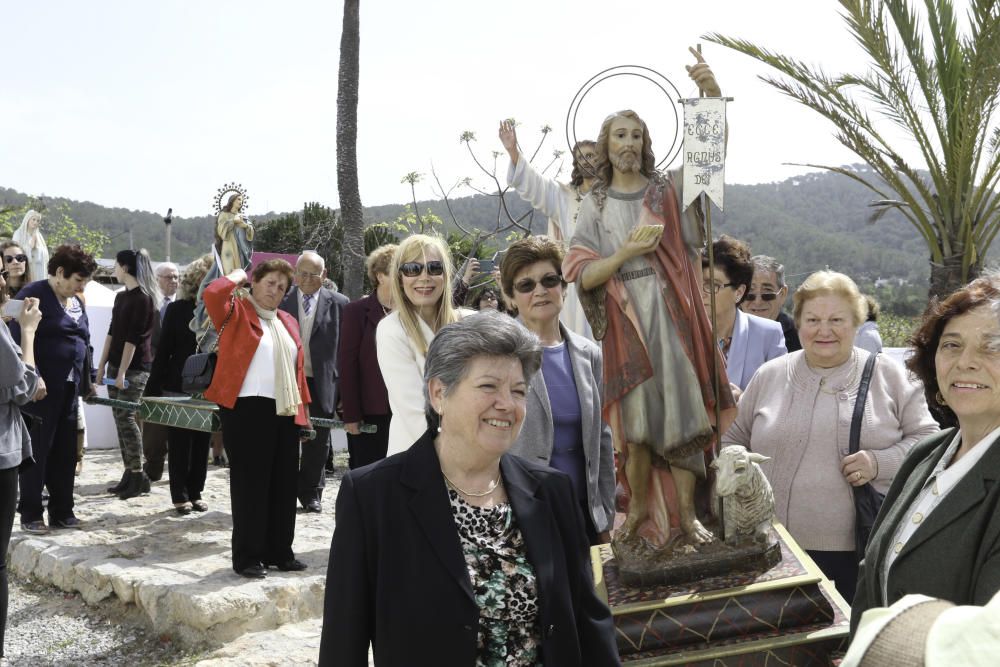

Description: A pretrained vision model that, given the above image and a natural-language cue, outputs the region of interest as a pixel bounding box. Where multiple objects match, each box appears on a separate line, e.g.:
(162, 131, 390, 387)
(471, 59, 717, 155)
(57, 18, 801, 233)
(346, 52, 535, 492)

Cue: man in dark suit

(279, 251, 348, 513)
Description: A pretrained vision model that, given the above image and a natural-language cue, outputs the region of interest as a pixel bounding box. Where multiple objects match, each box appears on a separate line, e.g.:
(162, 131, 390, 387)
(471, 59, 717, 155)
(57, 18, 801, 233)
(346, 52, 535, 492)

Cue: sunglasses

(514, 273, 564, 294)
(743, 292, 779, 302)
(399, 260, 445, 278)
(3, 254, 27, 264)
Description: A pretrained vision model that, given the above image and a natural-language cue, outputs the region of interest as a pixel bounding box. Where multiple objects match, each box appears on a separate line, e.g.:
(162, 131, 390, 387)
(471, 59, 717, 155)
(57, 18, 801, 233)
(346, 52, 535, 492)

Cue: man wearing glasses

(741, 255, 801, 352)
(279, 251, 348, 513)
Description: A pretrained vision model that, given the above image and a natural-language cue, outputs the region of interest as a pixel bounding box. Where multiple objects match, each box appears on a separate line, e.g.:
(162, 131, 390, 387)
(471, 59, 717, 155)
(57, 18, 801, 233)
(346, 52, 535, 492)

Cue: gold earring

(935, 391, 947, 406)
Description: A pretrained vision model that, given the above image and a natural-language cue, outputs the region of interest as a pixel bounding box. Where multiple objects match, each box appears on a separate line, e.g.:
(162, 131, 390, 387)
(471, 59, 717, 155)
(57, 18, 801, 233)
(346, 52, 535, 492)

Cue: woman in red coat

(203, 260, 312, 579)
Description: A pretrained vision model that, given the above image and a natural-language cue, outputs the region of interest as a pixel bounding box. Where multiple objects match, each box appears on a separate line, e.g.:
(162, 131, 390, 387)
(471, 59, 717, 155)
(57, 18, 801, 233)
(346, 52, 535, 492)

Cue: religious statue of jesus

(563, 49, 737, 549)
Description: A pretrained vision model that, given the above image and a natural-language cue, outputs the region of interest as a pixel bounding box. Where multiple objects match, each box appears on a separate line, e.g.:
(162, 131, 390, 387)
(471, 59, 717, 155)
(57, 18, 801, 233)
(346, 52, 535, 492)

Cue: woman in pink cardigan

(722, 271, 937, 601)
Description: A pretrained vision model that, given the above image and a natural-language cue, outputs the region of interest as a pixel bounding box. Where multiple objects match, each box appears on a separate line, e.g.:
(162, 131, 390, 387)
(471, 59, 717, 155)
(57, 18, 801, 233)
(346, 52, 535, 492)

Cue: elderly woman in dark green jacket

(852, 274, 1000, 634)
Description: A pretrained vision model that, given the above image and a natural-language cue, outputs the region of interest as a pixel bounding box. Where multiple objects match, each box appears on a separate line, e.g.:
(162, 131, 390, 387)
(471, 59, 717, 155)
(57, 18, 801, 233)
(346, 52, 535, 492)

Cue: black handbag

(850, 351, 885, 559)
(181, 293, 237, 395)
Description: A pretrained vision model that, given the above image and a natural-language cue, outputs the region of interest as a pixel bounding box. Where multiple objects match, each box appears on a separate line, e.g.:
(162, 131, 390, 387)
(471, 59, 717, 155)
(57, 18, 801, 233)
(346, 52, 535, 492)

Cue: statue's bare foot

(681, 517, 714, 544)
(617, 512, 646, 543)
(618, 516, 638, 542)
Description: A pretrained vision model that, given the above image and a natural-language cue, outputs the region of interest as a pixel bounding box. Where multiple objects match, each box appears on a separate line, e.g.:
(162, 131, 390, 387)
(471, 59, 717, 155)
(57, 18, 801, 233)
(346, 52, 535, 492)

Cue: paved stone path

(9, 448, 357, 665)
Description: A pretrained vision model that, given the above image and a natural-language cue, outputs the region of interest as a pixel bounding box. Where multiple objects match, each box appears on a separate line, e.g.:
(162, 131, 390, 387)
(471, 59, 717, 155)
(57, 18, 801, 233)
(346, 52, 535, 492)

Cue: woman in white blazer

(701, 235, 786, 392)
(376, 235, 471, 455)
(500, 236, 615, 544)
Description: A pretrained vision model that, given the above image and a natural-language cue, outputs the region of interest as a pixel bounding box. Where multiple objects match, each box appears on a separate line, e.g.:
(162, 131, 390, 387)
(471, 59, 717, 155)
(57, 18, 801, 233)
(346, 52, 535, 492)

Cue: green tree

(708, 0, 1000, 299)
(364, 222, 399, 254)
(253, 212, 303, 254)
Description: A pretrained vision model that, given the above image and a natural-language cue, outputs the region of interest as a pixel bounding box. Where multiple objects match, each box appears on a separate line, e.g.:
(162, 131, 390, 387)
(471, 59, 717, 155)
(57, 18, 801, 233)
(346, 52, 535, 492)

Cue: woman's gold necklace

(818, 349, 859, 394)
(442, 469, 502, 498)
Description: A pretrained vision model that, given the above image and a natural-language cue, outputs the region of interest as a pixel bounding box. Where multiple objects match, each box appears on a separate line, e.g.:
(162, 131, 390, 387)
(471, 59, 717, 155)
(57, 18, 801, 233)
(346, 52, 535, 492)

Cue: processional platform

(593, 522, 849, 666)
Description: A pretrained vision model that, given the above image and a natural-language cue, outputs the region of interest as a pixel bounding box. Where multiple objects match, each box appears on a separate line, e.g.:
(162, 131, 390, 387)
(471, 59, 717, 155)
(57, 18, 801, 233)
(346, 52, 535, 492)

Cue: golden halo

(213, 182, 249, 216)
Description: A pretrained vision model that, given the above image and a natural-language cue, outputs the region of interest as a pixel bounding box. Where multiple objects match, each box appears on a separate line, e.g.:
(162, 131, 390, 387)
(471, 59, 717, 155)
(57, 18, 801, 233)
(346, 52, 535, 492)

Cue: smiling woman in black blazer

(320, 311, 620, 666)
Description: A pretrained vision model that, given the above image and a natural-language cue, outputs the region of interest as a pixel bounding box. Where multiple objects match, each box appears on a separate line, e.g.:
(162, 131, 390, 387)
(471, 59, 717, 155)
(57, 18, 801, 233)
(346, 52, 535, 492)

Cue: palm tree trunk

(337, 0, 364, 300)
(929, 253, 981, 302)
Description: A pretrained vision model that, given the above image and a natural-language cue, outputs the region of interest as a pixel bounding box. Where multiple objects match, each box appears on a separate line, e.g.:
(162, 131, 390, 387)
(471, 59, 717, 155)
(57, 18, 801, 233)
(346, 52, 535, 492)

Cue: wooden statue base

(593, 523, 849, 665)
(612, 528, 781, 588)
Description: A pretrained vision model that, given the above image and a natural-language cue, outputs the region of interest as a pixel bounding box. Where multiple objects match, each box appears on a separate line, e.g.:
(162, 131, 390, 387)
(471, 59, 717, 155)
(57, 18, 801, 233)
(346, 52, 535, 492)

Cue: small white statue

(711, 445, 775, 545)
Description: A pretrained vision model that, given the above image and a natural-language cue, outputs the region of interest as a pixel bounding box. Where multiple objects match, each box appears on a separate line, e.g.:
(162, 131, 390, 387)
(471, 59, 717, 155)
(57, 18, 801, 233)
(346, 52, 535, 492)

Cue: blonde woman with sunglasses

(376, 235, 473, 455)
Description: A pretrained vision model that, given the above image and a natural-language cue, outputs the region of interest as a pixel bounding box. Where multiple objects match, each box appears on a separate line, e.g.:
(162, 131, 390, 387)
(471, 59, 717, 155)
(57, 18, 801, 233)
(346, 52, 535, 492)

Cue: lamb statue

(711, 445, 775, 545)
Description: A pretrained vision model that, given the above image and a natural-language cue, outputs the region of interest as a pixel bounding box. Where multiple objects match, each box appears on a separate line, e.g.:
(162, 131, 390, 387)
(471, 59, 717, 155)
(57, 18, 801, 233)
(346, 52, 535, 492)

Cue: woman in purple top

(500, 236, 615, 545)
(11, 244, 97, 534)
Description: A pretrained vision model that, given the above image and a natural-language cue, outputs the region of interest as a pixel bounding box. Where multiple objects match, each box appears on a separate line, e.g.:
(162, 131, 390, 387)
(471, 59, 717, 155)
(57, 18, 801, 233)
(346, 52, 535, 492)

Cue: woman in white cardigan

(376, 235, 471, 455)
(722, 271, 937, 601)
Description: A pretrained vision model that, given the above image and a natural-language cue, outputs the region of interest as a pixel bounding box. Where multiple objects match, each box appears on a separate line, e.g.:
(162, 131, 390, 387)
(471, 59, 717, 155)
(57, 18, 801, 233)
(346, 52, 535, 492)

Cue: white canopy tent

(80, 279, 119, 449)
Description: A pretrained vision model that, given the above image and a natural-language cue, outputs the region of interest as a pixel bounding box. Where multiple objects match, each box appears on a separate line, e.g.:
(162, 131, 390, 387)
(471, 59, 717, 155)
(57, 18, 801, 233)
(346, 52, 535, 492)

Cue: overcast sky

(2, 0, 926, 220)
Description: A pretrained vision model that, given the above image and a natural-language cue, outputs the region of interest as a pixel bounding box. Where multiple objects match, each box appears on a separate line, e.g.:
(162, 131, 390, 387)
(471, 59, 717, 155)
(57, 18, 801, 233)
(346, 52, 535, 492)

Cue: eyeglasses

(702, 281, 736, 295)
(514, 273, 564, 293)
(295, 270, 323, 280)
(3, 254, 27, 264)
(743, 292, 780, 302)
(399, 261, 445, 278)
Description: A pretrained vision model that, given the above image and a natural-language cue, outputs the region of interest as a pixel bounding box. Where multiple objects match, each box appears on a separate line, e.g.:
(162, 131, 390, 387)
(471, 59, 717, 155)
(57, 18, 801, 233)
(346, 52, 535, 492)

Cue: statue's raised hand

(686, 46, 721, 97)
(498, 120, 519, 163)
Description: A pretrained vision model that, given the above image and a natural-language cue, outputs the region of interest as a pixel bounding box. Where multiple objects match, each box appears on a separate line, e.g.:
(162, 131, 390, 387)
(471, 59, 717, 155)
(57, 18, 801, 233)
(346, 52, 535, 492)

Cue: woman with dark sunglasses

(499, 236, 615, 545)
(0, 241, 33, 300)
(376, 234, 473, 455)
(700, 236, 787, 393)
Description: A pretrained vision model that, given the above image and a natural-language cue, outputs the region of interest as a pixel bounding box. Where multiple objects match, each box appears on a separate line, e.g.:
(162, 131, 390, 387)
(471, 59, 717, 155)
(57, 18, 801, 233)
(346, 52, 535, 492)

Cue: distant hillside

(0, 166, 959, 288)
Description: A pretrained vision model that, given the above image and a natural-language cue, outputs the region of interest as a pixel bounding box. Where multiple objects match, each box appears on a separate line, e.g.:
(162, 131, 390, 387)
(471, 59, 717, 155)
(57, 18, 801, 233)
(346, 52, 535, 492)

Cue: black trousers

(298, 377, 330, 506)
(142, 422, 169, 479)
(0, 466, 17, 657)
(346, 414, 391, 470)
(220, 397, 299, 572)
(18, 383, 78, 523)
(166, 427, 210, 505)
(580, 499, 601, 547)
(807, 549, 859, 602)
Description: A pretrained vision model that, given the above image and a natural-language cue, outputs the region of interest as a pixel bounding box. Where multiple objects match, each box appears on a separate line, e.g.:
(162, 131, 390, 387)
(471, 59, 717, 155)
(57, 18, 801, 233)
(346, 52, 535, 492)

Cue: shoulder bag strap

(849, 352, 880, 455)
(196, 292, 238, 353)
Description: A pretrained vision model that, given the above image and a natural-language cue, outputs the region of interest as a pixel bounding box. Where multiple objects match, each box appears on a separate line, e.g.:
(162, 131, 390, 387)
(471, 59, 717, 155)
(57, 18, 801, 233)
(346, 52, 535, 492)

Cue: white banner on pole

(680, 97, 728, 211)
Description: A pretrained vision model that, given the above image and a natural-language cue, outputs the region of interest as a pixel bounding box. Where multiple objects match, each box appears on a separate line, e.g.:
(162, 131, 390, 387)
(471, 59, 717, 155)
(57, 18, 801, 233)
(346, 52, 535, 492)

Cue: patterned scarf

(248, 295, 301, 417)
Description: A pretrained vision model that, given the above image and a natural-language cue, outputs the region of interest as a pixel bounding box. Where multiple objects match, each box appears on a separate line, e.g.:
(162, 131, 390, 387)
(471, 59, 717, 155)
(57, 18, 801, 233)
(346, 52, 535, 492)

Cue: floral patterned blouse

(447, 488, 542, 666)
